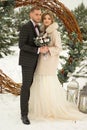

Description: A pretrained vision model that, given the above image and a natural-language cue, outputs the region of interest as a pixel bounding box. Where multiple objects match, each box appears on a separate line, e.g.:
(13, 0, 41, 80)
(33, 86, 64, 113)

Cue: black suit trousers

(20, 65, 36, 116)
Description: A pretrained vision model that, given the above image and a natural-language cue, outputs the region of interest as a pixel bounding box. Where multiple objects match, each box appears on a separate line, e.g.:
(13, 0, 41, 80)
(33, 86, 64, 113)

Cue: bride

(29, 11, 86, 121)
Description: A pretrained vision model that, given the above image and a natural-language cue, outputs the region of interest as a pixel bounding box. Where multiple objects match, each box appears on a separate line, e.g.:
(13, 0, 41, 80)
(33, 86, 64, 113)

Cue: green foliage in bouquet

(34, 34, 51, 47)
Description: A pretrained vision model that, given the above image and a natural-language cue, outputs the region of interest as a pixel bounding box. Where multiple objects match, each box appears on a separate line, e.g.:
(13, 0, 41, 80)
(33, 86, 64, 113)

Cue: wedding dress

(29, 23, 86, 121)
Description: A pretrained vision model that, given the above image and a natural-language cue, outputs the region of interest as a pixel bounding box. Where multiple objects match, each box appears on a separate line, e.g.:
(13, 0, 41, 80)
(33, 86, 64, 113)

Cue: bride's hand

(39, 46, 49, 54)
(42, 46, 49, 53)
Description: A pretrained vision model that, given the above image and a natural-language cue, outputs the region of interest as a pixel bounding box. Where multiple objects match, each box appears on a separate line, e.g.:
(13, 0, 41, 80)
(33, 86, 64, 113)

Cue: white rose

(40, 39, 43, 43)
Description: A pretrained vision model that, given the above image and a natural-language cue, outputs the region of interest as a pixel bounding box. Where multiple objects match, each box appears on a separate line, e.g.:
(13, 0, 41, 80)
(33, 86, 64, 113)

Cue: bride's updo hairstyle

(41, 11, 54, 23)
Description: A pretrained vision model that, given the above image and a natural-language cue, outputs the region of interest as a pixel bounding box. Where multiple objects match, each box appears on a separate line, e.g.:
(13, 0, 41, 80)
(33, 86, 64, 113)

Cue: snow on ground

(0, 93, 87, 130)
(0, 46, 22, 83)
(0, 46, 87, 130)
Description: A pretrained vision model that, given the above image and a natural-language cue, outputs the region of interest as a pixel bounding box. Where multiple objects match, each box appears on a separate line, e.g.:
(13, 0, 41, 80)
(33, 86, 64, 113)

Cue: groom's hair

(30, 6, 41, 13)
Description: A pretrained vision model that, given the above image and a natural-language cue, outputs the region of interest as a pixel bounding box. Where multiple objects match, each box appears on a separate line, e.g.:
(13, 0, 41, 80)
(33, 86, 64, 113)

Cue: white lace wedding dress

(29, 23, 86, 121)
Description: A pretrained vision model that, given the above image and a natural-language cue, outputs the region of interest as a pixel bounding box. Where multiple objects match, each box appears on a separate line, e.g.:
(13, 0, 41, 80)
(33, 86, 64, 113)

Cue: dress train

(29, 74, 86, 121)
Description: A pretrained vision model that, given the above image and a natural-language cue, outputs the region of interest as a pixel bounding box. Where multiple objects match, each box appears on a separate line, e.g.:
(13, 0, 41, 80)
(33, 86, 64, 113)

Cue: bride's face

(43, 15, 52, 27)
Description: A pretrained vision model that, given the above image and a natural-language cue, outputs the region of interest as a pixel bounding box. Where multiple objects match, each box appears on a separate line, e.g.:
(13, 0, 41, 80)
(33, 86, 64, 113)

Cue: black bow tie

(35, 25, 39, 28)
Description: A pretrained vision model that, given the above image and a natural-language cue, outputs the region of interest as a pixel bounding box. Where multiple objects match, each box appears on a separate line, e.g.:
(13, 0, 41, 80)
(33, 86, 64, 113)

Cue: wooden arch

(15, 0, 82, 41)
(0, 0, 82, 95)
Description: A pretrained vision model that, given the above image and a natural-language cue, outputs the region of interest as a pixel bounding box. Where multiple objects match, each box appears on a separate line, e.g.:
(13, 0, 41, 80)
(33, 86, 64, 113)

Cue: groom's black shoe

(21, 116, 30, 125)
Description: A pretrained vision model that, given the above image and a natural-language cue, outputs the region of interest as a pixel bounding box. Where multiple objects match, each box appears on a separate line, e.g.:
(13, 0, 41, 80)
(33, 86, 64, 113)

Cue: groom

(19, 6, 48, 125)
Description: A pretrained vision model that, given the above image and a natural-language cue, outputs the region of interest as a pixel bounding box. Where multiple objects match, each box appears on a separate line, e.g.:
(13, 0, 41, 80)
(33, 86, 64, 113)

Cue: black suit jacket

(19, 21, 39, 67)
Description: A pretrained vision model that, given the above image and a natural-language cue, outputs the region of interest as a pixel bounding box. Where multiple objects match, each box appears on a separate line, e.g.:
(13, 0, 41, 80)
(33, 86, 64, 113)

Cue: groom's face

(30, 9, 41, 23)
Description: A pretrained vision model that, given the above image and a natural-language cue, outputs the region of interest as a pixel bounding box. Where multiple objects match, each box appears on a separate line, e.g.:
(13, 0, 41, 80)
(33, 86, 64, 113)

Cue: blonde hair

(41, 11, 54, 23)
(40, 11, 54, 32)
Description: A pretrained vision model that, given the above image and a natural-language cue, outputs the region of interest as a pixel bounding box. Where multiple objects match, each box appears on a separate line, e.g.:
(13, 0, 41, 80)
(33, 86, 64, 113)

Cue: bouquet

(34, 33, 51, 60)
(34, 33, 51, 47)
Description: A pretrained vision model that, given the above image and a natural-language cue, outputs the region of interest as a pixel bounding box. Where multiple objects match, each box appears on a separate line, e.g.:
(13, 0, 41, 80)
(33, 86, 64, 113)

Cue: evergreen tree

(72, 3, 87, 78)
(0, 3, 17, 58)
(58, 3, 87, 83)
(73, 3, 87, 41)
(14, 6, 30, 31)
(0, 1, 30, 58)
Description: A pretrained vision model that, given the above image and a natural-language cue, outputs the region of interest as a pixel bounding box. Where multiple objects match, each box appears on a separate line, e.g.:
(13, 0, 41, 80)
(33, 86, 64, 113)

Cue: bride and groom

(19, 6, 86, 125)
